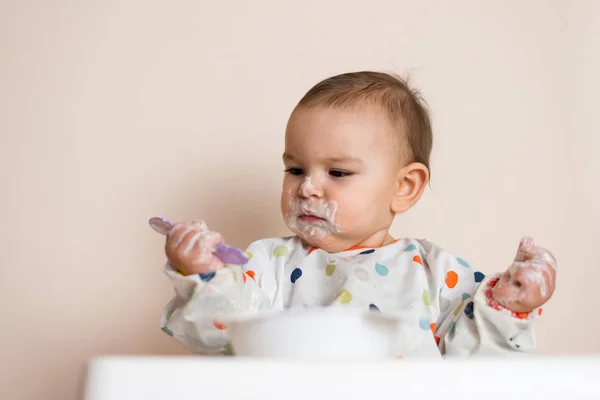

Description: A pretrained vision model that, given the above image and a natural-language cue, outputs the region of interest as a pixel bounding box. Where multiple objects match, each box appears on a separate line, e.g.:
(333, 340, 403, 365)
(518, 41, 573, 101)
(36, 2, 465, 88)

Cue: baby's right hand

(165, 220, 225, 275)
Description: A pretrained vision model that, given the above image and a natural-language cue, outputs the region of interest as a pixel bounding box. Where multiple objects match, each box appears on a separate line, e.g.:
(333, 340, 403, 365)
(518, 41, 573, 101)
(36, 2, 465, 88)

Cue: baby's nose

(299, 176, 324, 198)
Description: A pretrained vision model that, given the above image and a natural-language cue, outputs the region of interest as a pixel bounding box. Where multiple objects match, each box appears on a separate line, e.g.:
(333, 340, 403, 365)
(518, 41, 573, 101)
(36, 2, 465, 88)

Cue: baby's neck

(300, 229, 396, 253)
(352, 231, 396, 249)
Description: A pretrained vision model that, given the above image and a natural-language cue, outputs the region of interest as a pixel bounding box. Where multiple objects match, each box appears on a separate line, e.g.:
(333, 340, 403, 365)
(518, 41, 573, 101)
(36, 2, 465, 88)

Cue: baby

(159, 71, 557, 358)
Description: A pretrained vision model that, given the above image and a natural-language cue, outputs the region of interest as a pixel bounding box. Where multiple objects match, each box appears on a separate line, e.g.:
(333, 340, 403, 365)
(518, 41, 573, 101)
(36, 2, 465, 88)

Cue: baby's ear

(391, 162, 429, 213)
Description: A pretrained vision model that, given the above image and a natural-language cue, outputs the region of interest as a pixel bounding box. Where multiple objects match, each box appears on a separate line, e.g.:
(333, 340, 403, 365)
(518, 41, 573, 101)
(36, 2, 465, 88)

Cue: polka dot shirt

(162, 237, 540, 357)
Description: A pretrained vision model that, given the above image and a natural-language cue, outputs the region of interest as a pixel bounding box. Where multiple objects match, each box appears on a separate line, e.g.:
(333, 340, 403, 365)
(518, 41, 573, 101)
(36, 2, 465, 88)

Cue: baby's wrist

(169, 261, 225, 277)
(166, 260, 195, 276)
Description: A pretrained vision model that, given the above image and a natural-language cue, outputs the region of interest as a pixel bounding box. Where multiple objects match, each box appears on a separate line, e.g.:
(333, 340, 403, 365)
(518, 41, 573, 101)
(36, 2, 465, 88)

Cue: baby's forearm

(161, 261, 271, 354)
(441, 273, 537, 357)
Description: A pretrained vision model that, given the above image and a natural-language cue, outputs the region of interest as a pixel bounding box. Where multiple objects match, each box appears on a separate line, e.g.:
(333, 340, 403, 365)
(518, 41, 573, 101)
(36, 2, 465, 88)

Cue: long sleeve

(420, 240, 540, 357)
(160, 239, 284, 354)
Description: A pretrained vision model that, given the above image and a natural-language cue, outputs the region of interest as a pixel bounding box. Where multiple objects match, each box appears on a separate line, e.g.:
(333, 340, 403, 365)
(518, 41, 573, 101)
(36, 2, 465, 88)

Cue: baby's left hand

(491, 237, 557, 313)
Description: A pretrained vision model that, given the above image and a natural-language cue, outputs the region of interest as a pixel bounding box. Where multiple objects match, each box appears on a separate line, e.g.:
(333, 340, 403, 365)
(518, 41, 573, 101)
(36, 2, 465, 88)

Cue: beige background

(1, 1, 598, 399)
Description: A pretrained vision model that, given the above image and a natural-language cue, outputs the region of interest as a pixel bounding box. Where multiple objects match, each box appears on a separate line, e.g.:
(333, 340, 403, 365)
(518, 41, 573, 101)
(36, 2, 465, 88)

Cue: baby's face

(281, 106, 401, 252)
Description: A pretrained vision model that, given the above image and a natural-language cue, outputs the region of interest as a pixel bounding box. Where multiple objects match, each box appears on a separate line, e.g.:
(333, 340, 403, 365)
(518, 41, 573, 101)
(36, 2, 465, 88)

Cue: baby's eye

(285, 168, 304, 176)
(329, 169, 353, 178)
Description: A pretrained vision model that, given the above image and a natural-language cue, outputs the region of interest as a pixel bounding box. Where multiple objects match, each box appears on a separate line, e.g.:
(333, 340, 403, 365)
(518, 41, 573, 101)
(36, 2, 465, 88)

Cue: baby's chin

(283, 213, 351, 252)
(287, 226, 350, 253)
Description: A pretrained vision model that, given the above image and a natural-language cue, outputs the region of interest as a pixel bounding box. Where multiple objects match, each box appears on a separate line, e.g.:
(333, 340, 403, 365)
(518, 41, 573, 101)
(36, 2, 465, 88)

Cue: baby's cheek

(333, 196, 365, 231)
(280, 186, 293, 215)
(280, 197, 289, 217)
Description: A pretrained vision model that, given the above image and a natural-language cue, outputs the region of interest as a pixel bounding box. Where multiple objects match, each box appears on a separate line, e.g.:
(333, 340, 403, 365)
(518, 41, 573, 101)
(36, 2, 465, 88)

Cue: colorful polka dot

(359, 249, 375, 255)
(538, 308, 543, 316)
(213, 319, 227, 330)
(291, 268, 302, 283)
(337, 289, 352, 304)
(422, 290, 432, 306)
(244, 251, 253, 260)
(464, 301, 474, 319)
(430, 322, 437, 334)
(435, 336, 441, 345)
(447, 321, 456, 334)
(375, 263, 389, 276)
(354, 268, 369, 281)
(273, 245, 288, 257)
(453, 302, 464, 316)
(222, 344, 234, 356)
(161, 326, 174, 336)
(404, 244, 417, 252)
(369, 304, 380, 312)
(445, 271, 459, 288)
(419, 316, 430, 330)
(282, 236, 293, 241)
(413, 255, 423, 265)
(242, 273, 247, 283)
(246, 270, 256, 280)
(457, 257, 470, 268)
(508, 337, 521, 349)
(199, 272, 216, 282)
(462, 293, 471, 301)
(474, 271, 485, 283)
(325, 262, 336, 277)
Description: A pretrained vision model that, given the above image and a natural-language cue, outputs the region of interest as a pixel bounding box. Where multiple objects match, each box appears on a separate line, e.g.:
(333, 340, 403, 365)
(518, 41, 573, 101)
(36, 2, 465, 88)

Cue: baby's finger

(195, 231, 225, 263)
(166, 224, 191, 250)
(535, 259, 556, 298)
(518, 271, 553, 311)
(190, 219, 209, 233)
(176, 229, 202, 254)
(507, 260, 529, 277)
(536, 247, 558, 271)
(513, 261, 555, 306)
(203, 231, 225, 248)
(183, 231, 204, 257)
(541, 264, 555, 296)
(166, 223, 184, 239)
(515, 236, 535, 261)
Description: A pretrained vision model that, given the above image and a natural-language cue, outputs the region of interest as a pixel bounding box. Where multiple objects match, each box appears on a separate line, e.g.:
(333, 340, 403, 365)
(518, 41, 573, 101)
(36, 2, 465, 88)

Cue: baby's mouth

(299, 214, 326, 223)
(298, 210, 327, 223)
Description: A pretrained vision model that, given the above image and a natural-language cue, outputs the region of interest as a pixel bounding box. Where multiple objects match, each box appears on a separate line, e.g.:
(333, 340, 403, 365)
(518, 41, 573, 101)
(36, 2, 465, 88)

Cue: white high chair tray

(84, 356, 600, 400)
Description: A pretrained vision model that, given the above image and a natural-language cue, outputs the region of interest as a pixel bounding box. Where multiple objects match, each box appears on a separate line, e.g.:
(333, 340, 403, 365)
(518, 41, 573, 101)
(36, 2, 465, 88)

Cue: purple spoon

(148, 217, 249, 265)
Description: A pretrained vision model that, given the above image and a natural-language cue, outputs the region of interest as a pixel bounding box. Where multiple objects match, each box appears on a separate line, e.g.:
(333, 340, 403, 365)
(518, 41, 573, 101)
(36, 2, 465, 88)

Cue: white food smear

(285, 175, 341, 241)
(183, 232, 203, 256)
(285, 199, 340, 239)
(172, 226, 192, 247)
(300, 176, 316, 197)
(511, 260, 550, 299)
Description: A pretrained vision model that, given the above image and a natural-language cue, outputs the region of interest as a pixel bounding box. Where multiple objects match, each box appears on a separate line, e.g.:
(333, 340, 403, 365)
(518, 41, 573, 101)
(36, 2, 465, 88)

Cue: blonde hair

(296, 71, 433, 173)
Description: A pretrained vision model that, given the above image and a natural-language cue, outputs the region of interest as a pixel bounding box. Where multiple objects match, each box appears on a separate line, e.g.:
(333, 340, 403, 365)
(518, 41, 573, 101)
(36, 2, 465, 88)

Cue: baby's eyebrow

(282, 153, 363, 165)
(282, 152, 296, 162)
(327, 156, 364, 165)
